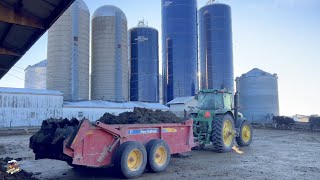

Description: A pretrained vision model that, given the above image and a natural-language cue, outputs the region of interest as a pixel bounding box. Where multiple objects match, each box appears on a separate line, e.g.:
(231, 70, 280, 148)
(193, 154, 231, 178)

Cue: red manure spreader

(30, 116, 195, 179)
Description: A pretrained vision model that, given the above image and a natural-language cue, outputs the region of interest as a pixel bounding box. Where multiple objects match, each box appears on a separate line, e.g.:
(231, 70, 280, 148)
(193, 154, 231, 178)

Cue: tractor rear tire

(236, 121, 253, 147)
(146, 139, 171, 173)
(211, 114, 235, 153)
(114, 141, 147, 179)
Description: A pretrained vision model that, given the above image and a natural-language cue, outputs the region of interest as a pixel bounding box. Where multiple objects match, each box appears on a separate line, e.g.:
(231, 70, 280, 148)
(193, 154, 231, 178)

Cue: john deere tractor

(191, 89, 253, 152)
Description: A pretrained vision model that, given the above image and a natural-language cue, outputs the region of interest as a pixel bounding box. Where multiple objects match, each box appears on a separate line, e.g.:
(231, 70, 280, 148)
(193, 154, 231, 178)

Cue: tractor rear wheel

(211, 114, 235, 152)
(236, 121, 253, 146)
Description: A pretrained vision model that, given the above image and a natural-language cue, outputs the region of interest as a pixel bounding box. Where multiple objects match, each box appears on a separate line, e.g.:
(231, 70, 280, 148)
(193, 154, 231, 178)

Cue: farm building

(0, 87, 170, 127)
(63, 101, 169, 121)
(0, 87, 63, 127)
(167, 96, 197, 118)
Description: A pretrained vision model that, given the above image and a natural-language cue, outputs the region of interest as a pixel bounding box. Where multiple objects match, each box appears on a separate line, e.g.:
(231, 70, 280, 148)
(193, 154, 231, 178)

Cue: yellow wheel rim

(127, 149, 143, 171)
(223, 120, 233, 147)
(154, 146, 167, 166)
(242, 125, 251, 143)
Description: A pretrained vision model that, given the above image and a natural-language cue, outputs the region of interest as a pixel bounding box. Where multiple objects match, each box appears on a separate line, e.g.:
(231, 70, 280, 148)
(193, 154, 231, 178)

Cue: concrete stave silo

(199, 2, 234, 92)
(161, 0, 198, 103)
(47, 0, 90, 101)
(24, 60, 47, 89)
(236, 68, 280, 123)
(91, 5, 128, 102)
(129, 21, 159, 102)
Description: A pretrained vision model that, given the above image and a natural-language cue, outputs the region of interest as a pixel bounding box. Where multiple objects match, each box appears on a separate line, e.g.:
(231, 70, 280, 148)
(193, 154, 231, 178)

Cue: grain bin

(129, 20, 159, 102)
(161, 0, 198, 103)
(25, 60, 47, 89)
(199, 1, 234, 92)
(47, 0, 90, 101)
(91, 5, 128, 102)
(236, 68, 280, 123)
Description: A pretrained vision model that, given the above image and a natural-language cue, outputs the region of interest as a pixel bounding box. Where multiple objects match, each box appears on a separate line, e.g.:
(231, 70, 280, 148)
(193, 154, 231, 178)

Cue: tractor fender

(235, 118, 247, 129)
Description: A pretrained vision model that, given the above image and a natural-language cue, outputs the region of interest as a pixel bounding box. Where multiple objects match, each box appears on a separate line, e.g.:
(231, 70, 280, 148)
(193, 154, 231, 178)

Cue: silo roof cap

(204, 0, 230, 7)
(74, 0, 89, 12)
(241, 68, 277, 78)
(25, 59, 47, 71)
(92, 5, 127, 21)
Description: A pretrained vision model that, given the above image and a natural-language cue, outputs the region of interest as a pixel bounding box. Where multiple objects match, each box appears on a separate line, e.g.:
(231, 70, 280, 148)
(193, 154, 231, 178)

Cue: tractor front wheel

(211, 114, 235, 152)
(236, 121, 253, 147)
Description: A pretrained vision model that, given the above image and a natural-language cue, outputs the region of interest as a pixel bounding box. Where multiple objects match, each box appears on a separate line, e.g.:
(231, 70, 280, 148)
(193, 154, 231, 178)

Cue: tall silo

(199, 1, 234, 92)
(91, 5, 128, 102)
(162, 0, 198, 103)
(236, 68, 280, 123)
(129, 20, 159, 102)
(24, 60, 47, 89)
(47, 0, 90, 101)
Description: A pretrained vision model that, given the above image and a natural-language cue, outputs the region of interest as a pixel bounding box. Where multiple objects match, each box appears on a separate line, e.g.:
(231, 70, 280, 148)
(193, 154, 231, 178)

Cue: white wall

(169, 99, 198, 118)
(0, 93, 63, 127)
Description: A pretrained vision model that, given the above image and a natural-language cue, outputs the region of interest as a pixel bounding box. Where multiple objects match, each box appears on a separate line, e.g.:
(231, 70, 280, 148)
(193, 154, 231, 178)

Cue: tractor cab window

(223, 93, 233, 110)
(198, 93, 224, 110)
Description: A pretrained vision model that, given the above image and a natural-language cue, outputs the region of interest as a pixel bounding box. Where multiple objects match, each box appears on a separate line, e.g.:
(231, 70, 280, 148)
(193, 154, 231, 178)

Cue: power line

(9, 68, 47, 82)
(6, 73, 45, 89)
(14, 65, 48, 77)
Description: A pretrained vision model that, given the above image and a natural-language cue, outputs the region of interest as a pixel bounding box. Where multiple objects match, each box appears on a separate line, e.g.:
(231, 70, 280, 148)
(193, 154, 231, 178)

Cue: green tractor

(191, 89, 253, 152)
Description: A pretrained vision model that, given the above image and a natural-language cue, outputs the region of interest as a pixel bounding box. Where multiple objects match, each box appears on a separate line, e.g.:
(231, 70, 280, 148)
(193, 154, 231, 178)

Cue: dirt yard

(0, 129, 319, 180)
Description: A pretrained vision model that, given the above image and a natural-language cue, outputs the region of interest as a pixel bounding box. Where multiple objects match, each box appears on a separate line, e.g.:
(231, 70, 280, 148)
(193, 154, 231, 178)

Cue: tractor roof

(198, 89, 233, 94)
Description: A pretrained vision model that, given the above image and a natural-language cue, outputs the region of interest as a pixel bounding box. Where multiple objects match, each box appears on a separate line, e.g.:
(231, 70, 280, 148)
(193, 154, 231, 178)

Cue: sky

(0, 0, 319, 116)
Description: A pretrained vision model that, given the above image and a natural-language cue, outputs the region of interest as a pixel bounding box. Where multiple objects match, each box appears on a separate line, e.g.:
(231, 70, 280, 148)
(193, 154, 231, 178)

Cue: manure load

(98, 107, 184, 124)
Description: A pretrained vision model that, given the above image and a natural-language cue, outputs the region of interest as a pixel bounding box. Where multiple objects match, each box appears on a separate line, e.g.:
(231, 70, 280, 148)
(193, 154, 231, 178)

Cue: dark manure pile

(0, 158, 38, 180)
(29, 118, 80, 162)
(98, 107, 184, 124)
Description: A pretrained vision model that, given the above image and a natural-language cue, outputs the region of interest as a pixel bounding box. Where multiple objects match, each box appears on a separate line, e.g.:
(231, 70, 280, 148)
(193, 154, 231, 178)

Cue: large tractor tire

(114, 141, 147, 179)
(236, 121, 253, 147)
(212, 114, 235, 152)
(146, 139, 171, 173)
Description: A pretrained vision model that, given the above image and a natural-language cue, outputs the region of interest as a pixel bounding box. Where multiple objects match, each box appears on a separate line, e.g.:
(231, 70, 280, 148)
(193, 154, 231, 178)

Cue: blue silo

(129, 21, 159, 102)
(162, 0, 198, 103)
(199, 2, 234, 92)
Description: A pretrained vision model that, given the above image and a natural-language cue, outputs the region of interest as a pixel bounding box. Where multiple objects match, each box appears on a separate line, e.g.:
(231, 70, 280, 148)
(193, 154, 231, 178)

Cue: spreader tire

(146, 139, 171, 173)
(114, 141, 147, 179)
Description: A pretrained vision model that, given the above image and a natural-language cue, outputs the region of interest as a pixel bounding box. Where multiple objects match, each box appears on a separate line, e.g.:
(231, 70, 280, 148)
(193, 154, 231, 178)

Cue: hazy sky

(0, 0, 319, 116)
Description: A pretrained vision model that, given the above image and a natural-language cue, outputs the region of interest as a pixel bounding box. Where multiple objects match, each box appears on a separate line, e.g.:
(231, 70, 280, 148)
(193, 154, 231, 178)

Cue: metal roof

(25, 59, 47, 70)
(0, 87, 62, 95)
(239, 68, 277, 78)
(0, 0, 76, 79)
(92, 5, 127, 21)
(167, 96, 196, 105)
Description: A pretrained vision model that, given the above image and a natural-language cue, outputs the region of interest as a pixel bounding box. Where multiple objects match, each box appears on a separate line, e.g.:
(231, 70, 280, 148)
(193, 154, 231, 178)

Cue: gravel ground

(0, 129, 319, 180)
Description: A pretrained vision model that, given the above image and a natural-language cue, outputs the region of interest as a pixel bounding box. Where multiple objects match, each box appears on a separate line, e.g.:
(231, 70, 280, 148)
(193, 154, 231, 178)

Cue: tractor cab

(196, 89, 234, 115)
